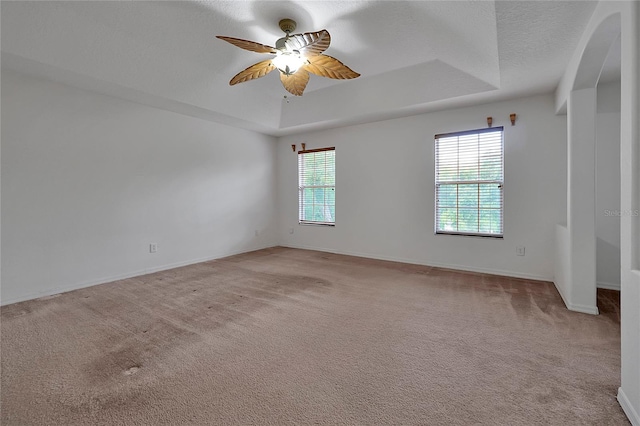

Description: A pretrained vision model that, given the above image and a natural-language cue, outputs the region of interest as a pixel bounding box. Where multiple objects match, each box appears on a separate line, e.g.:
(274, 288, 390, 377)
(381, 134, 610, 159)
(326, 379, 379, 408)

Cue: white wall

(596, 81, 621, 290)
(277, 94, 567, 281)
(621, 3, 640, 422)
(1, 70, 278, 305)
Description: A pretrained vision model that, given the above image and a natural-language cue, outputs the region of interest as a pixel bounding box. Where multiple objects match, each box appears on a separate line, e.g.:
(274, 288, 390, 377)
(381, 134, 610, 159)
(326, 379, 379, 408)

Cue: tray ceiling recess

(0, 1, 601, 136)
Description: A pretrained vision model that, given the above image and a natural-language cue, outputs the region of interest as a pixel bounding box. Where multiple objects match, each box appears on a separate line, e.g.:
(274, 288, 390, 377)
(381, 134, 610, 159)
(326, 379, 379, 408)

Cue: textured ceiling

(1, 1, 602, 136)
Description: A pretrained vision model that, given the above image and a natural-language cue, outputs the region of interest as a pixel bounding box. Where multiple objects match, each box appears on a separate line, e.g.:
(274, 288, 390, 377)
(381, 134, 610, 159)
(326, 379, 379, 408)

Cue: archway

(554, 12, 621, 315)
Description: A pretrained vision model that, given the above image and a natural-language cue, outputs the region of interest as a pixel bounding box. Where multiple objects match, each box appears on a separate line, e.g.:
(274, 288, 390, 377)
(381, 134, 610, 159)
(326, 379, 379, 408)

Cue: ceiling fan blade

(304, 55, 360, 79)
(229, 59, 276, 85)
(216, 36, 277, 54)
(280, 69, 310, 96)
(284, 30, 331, 57)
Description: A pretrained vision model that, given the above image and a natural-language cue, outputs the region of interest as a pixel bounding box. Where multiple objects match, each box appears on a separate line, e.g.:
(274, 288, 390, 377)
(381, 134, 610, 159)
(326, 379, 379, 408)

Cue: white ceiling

(1, 1, 604, 136)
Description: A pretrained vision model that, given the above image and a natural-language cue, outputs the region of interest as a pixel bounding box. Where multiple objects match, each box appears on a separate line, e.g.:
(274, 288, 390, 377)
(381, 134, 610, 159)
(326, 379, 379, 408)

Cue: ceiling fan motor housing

(279, 19, 297, 34)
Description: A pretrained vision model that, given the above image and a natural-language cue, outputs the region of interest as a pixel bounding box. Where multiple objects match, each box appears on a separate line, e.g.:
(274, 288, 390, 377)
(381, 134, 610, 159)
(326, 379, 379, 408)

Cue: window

(435, 127, 504, 237)
(298, 147, 335, 225)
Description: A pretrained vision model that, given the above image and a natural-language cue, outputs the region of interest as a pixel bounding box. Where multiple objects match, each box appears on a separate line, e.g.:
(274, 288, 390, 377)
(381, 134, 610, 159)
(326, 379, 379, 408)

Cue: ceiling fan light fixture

(217, 19, 360, 96)
(272, 50, 306, 75)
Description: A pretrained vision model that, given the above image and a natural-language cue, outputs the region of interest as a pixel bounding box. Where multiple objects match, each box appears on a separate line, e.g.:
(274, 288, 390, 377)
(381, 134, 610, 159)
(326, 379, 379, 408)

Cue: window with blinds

(298, 147, 335, 225)
(435, 127, 504, 237)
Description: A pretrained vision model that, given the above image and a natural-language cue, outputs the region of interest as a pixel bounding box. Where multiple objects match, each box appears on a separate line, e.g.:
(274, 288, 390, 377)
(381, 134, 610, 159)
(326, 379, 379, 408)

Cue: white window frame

(434, 127, 504, 238)
(298, 147, 335, 226)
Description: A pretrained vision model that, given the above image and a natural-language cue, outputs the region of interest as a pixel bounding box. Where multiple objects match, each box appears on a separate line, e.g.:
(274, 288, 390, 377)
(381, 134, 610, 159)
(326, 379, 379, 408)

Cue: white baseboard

(279, 243, 552, 282)
(552, 281, 600, 315)
(0, 244, 278, 306)
(618, 387, 640, 426)
(567, 302, 600, 315)
(597, 281, 621, 290)
(553, 280, 571, 310)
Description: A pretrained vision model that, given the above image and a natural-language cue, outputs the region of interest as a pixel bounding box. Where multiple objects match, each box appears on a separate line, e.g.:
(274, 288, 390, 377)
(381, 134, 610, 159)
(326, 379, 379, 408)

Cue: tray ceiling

(1, 1, 600, 136)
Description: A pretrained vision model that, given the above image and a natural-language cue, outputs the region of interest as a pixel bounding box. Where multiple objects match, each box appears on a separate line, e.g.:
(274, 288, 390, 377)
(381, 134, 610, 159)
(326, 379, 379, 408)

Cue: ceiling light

(272, 50, 306, 75)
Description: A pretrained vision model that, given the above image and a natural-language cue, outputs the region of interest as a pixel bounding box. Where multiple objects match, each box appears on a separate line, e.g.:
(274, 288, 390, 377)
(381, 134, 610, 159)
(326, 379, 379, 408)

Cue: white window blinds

(298, 148, 335, 225)
(435, 127, 504, 237)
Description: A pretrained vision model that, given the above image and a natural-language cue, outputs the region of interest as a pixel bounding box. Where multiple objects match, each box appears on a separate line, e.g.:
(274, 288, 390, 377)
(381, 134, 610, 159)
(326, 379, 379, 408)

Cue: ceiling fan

(216, 19, 360, 96)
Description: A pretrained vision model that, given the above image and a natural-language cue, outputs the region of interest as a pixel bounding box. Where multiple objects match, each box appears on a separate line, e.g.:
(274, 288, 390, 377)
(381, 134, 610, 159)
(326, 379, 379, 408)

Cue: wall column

(566, 87, 598, 314)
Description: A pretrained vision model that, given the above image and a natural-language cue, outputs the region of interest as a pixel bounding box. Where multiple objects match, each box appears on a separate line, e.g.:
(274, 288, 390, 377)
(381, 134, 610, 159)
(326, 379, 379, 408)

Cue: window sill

(435, 231, 503, 239)
(299, 221, 335, 227)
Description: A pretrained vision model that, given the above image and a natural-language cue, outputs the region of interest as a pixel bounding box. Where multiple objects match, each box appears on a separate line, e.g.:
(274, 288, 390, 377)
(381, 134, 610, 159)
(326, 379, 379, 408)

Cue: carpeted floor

(1, 247, 628, 425)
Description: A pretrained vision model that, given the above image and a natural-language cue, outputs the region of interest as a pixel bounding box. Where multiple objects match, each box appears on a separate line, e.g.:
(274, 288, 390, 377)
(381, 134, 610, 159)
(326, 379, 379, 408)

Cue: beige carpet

(1, 247, 628, 425)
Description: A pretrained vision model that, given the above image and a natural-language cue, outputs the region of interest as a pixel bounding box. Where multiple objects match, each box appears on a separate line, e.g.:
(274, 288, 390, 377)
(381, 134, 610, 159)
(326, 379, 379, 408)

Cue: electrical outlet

(254, 230, 259, 237)
(289, 228, 294, 234)
(516, 246, 525, 256)
(150, 243, 158, 253)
